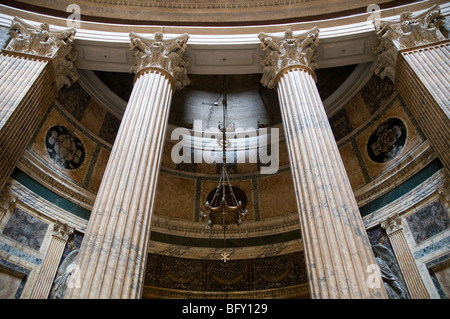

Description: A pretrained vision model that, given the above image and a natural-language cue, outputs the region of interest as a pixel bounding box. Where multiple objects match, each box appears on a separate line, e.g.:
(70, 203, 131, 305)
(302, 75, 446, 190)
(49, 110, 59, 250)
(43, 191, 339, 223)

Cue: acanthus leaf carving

(52, 220, 74, 241)
(6, 17, 79, 91)
(258, 27, 319, 89)
(381, 213, 403, 236)
(129, 31, 190, 90)
(372, 5, 446, 83)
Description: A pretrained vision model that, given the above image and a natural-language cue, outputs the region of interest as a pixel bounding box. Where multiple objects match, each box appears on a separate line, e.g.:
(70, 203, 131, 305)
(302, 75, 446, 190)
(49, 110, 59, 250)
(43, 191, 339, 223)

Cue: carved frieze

(258, 28, 319, 88)
(129, 31, 190, 90)
(372, 5, 446, 82)
(6, 17, 79, 90)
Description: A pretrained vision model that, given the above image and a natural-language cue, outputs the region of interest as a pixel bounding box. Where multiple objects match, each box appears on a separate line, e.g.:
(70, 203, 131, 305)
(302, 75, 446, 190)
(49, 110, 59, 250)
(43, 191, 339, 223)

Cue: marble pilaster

(0, 187, 17, 223)
(29, 221, 73, 299)
(0, 17, 78, 191)
(258, 29, 387, 299)
(381, 214, 430, 299)
(373, 5, 450, 173)
(65, 32, 189, 299)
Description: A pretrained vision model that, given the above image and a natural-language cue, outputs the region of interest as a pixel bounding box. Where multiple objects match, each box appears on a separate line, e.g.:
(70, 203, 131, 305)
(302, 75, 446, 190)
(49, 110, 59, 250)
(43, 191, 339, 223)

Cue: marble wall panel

(57, 82, 91, 122)
(80, 98, 107, 137)
(329, 108, 353, 141)
(278, 140, 290, 167)
(154, 173, 196, 220)
(160, 141, 177, 170)
(360, 75, 394, 115)
(344, 92, 371, 130)
(98, 112, 121, 145)
(2, 207, 48, 251)
(0, 268, 24, 298)
(339, 142, 366, 189)
(258, 170, 297, 219)
(406, 199, 450, 244)
(86, 146, 110, 193)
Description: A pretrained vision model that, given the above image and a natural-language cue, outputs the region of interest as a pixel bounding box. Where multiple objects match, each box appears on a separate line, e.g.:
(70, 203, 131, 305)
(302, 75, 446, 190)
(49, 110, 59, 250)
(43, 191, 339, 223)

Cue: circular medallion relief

(367, 118, 407, 163)
(46, 126, 85, 169)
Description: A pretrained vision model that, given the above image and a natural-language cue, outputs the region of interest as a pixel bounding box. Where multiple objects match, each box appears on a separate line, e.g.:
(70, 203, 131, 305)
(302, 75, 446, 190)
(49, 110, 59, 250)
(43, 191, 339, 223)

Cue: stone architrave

(0, 17, 78, 192)
(65, 32, 189, 299)
(372, 5, 450, 174)
(30, 221, 74, 299)
(258, 28, 387, 299)
(381, 214, 430, 299)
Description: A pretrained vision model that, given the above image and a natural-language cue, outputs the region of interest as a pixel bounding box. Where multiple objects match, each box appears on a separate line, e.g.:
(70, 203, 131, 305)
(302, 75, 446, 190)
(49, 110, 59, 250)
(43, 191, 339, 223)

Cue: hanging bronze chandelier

(200, 75, 249, 262)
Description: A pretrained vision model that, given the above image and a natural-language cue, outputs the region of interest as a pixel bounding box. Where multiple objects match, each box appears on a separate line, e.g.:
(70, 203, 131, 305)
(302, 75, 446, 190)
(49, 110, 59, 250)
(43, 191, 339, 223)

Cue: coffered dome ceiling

(9, 0, 410, 25)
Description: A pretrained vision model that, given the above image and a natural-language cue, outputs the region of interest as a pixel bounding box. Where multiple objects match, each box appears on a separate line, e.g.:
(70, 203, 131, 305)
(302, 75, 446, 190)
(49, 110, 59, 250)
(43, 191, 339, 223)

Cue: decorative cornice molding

(363, 169, 447, 229)
(372, 5, 446, 82)
(5, 179, 88, 232)
(129, 31, 190, 90)
(5, 16, 79, 91)
(258, 27, 319, 88)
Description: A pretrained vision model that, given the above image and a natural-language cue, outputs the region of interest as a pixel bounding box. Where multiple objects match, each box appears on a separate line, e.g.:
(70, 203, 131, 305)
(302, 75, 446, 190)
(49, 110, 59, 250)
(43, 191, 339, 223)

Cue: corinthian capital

(6, 17, 79, 90)
(372, 5, 446, 82)
(258, 27, 319, 88)
(381, 213, 403, 235)
(129, 31, 190, 90)
(52, 220, 73, 241)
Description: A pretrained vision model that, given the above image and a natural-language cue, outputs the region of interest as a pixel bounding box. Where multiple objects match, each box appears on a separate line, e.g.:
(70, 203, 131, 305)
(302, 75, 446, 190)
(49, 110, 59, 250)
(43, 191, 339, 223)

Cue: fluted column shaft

(372, 5, 449, 173)
(65, 69, 173, 299)
(0, 52, 54, 191)
(30, 221, 73, 299)
(64, 31, 189, 299)
(277, 66, 387, 298)
(0, 18, 78, 192)
(259, 28, 387, 299)
(396, 41, 450, 173)
(381, 215, 430, 299)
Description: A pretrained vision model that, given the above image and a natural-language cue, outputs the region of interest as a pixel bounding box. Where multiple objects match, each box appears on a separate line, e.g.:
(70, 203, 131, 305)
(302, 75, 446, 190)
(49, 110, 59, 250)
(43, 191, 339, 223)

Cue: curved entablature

(1, 1, 449, 74)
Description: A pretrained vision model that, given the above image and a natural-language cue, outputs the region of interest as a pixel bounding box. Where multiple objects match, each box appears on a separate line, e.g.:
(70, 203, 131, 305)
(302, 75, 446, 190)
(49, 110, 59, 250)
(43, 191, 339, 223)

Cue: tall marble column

(30, 221, 74, 299)
(65, 32, 190, 299)
(373, 5, 449, 173)
(0, 17, 78, 192)
(258, 29, 387, 299)
(381, 214, 430, 299)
